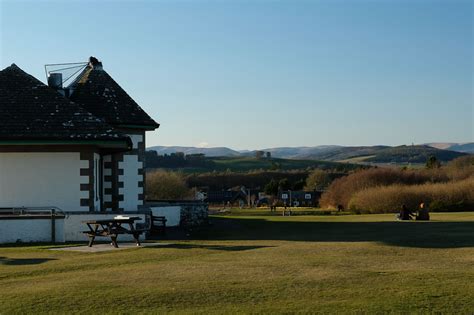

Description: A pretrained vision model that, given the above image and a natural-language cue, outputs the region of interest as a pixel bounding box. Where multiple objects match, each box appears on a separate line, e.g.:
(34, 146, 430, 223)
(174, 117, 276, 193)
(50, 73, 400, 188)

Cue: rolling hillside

(147, 144, 469, 166)
(147, 146, 241, 157)
(303, 145, 467, 164)
(425, 142, 474, 153)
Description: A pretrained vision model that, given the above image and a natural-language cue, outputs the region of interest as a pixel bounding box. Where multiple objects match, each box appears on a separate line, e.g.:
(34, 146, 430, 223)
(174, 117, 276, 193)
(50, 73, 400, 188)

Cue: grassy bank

(1, 213, 473, 314)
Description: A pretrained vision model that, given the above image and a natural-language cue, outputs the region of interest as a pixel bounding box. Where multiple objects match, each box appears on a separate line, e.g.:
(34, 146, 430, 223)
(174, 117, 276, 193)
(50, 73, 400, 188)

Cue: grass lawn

(1, 212, 473, 314)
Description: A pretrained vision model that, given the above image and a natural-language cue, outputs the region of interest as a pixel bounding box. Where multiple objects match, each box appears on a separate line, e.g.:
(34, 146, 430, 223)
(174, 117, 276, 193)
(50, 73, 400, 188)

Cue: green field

(212, 157, 354, 172)
(1, 213, 473, 314)
(151, 156, 361, 173)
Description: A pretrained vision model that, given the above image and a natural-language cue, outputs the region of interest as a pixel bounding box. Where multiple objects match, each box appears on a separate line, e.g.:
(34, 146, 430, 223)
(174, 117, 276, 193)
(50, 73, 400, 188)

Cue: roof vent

(48, 73, 63, 89)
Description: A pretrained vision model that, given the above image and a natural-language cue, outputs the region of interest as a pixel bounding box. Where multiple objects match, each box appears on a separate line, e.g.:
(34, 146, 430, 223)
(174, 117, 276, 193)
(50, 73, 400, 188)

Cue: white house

(0, 57, 159, 212)
(0, 57, 160, 242)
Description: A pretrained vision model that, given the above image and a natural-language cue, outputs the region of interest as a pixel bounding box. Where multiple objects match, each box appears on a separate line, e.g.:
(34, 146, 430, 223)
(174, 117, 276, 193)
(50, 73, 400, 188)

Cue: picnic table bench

(83, 217, 146, 248)
(150, 215, 167, 235)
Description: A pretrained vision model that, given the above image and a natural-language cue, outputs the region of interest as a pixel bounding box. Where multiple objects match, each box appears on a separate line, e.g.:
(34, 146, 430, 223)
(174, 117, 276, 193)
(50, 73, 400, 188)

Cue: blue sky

(1, 0, 472, 149)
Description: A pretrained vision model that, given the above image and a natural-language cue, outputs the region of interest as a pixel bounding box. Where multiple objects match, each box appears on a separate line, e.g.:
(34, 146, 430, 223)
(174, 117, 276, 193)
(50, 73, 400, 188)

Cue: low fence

(0, 207, 65, 243)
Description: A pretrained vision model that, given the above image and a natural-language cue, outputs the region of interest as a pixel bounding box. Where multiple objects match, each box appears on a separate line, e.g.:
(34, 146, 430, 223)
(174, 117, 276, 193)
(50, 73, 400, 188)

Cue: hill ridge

(147, 144, 471, 164)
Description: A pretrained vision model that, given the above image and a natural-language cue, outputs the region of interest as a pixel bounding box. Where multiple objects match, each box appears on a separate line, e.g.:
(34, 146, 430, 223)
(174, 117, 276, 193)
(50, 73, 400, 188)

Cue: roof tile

(69, 65, 159, 129)
(0, 64, 129, 142)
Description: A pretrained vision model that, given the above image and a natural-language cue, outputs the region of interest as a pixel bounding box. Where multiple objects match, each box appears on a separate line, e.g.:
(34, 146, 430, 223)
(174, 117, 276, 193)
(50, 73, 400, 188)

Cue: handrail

(0, 206, 65, 216)
(0, 207, 65, 243)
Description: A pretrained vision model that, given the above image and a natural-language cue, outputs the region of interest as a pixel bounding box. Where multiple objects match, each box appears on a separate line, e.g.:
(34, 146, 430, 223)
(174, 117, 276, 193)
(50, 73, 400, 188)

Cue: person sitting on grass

(416, 201, 430, 221)
(399, 204, 412, 220)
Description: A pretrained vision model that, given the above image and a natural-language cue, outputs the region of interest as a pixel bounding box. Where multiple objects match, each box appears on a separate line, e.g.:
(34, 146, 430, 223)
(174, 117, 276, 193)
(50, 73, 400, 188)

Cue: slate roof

(69, 64, 159, 130)
(0, 64, 129, 143)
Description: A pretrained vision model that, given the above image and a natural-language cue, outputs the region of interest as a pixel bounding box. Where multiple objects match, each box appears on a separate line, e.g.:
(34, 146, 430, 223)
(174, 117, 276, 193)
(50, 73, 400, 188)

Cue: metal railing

(0, 207, 65, 243)
(0, 206, 64, 216)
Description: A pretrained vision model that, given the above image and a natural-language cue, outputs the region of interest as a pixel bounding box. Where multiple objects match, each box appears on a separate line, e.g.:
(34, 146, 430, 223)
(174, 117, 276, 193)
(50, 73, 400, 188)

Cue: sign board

(304, 194, 312, 200)
(281, 193, 288, 200)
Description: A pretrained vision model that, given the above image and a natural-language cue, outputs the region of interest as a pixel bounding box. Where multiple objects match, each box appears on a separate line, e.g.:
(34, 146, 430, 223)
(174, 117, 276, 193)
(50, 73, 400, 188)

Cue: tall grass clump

(445, 155, 474, 181)
(348, 177, 474, 213)
(319, 168, 442, 209)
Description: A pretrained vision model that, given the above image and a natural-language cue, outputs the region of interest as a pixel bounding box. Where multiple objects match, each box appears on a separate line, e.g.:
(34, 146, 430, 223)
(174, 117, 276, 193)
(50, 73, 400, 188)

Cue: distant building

(278, 191, 322, 207)
(203, 188, 261, 207)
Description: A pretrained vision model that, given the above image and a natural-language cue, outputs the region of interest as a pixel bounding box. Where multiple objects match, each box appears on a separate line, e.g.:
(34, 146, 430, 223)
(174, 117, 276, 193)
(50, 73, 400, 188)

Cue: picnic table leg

(88, 235, 95, 247)
(133, 233, 141, 246)
(87, 223, 99, 247)
(110, 235, 119, 248)
(128, 222, 141, 246)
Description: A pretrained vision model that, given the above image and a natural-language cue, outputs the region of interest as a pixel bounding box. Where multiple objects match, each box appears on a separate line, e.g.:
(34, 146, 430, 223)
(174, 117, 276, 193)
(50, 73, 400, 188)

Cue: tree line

(146, 151, 215, 168)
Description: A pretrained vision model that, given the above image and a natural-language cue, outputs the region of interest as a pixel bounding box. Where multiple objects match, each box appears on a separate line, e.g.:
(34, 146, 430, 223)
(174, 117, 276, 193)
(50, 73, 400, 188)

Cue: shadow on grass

(153, 243, 274, 251)
(0, 256, 57, 266)
(184, 217, 474, 249)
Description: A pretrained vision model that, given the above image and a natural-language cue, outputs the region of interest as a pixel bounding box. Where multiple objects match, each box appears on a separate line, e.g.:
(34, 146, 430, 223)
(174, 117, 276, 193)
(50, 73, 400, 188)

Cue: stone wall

(148, 201, 208, 227)
(179, 203, 208, 227)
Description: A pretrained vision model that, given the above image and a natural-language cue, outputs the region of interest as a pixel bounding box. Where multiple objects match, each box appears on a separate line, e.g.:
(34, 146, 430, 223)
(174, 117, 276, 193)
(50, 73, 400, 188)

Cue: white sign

(281, 193, 288, 200)
(305, 194, 312, 200)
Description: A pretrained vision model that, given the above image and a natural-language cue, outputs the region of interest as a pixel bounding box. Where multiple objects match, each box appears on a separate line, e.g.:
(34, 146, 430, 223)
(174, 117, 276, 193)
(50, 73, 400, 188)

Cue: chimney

(48, 73, 63, 89)
(47, 73, 70, 97)
(89, 56, 103, 70)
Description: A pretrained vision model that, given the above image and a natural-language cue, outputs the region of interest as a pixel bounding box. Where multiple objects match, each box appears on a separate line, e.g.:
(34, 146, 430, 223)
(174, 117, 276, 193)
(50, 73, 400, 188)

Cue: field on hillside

(149, 156, 361, 173)
(1, 213, 473, 314)
(212, 157, 354, 172)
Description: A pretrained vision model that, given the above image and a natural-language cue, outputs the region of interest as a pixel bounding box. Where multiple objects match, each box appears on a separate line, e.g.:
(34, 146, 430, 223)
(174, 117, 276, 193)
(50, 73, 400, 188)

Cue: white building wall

(0, 219, 65, 243)
(0, 153, 89, 212)
(129, 134, 143, 150)
(119, 134, 143, 211)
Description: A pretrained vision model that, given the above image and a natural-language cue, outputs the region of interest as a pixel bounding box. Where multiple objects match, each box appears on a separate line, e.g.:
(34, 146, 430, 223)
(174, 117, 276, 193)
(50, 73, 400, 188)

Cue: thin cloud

(197, 142, 209, 148)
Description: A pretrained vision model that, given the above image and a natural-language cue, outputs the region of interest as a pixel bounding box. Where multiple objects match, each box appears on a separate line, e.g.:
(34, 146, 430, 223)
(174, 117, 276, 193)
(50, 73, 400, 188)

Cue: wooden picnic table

(83, 217, 145, 248)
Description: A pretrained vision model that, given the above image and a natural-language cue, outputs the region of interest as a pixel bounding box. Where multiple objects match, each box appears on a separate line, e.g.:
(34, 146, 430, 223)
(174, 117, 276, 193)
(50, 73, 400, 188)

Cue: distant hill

(147, 146, 241, 157)
(363, 145, 466, 164)
(246, 146, 343, 159)
(244, 145, 466, 164)
(300, 145, 467, 164)
(147, 144, 469, 164)
(426, 142, 474, 154)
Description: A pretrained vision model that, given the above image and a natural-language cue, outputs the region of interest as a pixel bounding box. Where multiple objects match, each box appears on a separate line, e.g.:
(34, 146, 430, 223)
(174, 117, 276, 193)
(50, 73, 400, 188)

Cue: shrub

(319, 168, 440, 209)
(146, 170, 192, 200)
(304, 169, 331, 191)
(445, 156, 474, 181)
(347, 177, 474, 213)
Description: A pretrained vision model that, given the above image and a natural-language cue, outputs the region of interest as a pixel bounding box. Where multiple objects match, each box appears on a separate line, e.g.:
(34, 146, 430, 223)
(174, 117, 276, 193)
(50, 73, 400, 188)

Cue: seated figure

(399, 204, 410, 220)
(416, 201, 430, 221)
